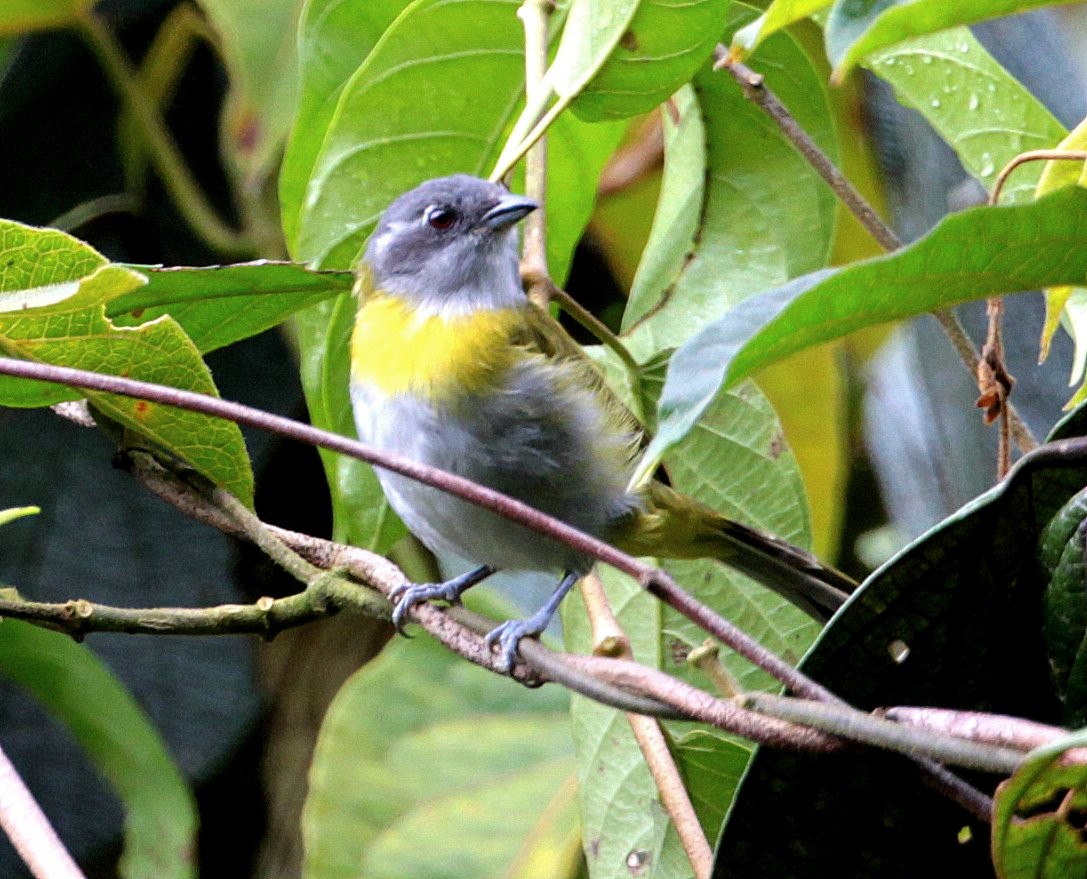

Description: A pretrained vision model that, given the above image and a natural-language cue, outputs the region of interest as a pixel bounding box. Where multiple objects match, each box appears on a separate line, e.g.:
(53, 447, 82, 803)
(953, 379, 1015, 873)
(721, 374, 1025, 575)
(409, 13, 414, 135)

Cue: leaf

(672, 730, 752, 843)
(714, 405, 1087, 876)
(195, 0, 306, 186)
(0, 506, 39, 526)
(562, 568, 697, 879)
(546, 0, 641, 102)
(279, 0, 415, 249)
(864, 27, 1067, 200)
(108, 261, 352, 353)
(541, 112, 628, 285)
(569, 0, 729, 122)
(645, 186, 1087, 468)
(827, 0, 1086, 78)
(0, 621, 196, 879)
(0, 0, 91, 34)
(575, 351, 816, 857)
(624, 4, 839, 354)
(1036, 118, 1087, 400)
(730, 0, 832, 58)
(301, 602, 576, 879)
(0, 220, 254, 505)
(292, 0, 526, 268)
(993, 729, 1087, 879)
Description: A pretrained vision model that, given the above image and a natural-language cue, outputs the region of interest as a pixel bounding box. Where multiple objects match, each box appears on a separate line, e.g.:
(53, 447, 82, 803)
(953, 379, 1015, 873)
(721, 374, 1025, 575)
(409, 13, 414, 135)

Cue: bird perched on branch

(349, 174, 852, 671)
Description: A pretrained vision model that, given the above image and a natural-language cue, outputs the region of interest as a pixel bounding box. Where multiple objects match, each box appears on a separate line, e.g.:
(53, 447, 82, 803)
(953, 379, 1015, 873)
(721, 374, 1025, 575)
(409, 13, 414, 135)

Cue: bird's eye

(424, 206, 457, 230)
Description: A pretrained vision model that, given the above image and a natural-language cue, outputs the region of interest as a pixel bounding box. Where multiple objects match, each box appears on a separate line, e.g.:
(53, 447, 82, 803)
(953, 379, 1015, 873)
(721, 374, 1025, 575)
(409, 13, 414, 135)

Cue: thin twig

(741, 693, 1027, 774)
(990, 150, 1087, 205)
(523, 268, 640, 373)
(714, 50, 900, 253)
(884, 707, 1079, 755)
(597, 114, 665, 196)
(578, 573, 712, 879)
(0, 358, 1008, 816)
(0, 744, 87, 879)
(713, 47, 1037, 456)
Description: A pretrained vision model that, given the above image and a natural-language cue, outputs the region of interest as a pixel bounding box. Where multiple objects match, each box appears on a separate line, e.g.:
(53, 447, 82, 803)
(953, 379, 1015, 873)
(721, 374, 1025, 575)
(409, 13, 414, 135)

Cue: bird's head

(363, 174, 538, 314)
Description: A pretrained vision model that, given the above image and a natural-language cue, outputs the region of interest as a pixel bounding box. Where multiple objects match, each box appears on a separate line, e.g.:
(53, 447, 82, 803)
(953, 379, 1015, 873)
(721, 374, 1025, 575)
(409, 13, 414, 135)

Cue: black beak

(477, 194, 539, 231)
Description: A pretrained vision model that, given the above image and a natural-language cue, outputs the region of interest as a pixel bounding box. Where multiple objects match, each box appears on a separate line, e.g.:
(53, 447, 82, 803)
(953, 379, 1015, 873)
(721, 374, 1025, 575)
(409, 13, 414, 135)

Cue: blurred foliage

(1, 1, 1087, 877)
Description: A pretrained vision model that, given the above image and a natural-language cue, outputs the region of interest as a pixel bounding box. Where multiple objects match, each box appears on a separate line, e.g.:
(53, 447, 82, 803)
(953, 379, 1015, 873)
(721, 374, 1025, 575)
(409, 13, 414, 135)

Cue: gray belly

(350, 361, 636, 573)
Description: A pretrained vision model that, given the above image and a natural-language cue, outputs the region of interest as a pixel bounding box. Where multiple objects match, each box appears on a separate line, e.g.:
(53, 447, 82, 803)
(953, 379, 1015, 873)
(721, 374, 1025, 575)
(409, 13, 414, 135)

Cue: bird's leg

(389, 564, 496, 634)
(484, 570, 580, 673)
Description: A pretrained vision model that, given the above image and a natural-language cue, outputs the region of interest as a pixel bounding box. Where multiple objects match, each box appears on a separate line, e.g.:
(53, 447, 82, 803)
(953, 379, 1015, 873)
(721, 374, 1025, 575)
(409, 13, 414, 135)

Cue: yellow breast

(350, 293, 524, 402)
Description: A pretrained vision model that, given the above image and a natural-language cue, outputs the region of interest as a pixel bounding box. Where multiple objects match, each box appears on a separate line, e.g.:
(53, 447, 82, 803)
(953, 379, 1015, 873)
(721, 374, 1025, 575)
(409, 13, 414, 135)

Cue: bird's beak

(476, 194, 539, 231)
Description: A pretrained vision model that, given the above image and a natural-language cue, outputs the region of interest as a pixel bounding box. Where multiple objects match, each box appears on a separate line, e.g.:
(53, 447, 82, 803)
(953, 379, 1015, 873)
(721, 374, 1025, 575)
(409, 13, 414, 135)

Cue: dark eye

(424, 205, 457, 230)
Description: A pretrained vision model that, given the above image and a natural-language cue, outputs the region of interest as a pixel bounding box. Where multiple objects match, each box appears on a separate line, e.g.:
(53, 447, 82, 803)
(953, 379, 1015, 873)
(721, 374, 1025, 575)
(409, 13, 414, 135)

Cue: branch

(579, 572, 712, 879)
(741, 693, 1026, 775)
(0, 357, 836, 700)
(713, 48, 1037, 456)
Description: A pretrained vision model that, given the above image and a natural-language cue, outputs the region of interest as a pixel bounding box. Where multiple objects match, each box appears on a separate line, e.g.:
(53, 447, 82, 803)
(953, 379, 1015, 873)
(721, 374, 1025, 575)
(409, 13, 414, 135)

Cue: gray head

(365, 174, 538, 313)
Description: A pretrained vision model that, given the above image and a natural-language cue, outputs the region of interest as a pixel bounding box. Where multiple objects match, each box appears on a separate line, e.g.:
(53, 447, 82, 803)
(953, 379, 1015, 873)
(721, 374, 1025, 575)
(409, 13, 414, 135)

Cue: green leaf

(0, 0, 91, 34)
(563, 568, 698, 879)
(864, 27, 1067, 200)
(546, 0, 641, 102)
(539, 112, 627, 285)
(993, 729, 1087, 878)
(302, 604, 576, 879)
(295, 295, 405, 552)
(0, 506, 39, 526)
(571, 350, 816, 861)
(715, 408, 1087, 876)
(672, 730, 752, 843)
(624, 4, 839, 353)
(292, 0, 525, 268)
(195, 0, 306, 186)
(1037, 118, 1087, 404)
(0, 621, 196, 879)
(568, 0, 729, 122)
(0, 220, 254, 505)
(827, 0, 1085, 78)
(730, 0, 832, 58)
(108, 261, 352, 353)
(645, 186, 1087, 467)
(280, 0, 414, 249)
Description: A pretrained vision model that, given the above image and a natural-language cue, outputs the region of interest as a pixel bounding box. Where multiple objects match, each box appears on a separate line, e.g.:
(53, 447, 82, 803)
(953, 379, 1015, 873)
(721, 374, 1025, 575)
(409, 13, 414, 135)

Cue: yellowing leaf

(1035, 117, 1087, 407)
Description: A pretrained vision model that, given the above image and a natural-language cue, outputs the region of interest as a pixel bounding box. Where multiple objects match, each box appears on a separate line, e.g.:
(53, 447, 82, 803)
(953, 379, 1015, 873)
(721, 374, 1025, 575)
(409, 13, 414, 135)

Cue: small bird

(350, 174, 853, 671)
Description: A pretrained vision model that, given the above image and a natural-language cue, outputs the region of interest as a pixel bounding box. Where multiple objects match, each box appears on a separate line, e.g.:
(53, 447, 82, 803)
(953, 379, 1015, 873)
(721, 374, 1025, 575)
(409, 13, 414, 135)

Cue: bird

(349, 174, 853, 671)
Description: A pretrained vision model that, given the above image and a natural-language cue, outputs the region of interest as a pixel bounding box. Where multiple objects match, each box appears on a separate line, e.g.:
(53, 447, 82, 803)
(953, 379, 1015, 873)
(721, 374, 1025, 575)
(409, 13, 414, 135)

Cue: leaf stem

(77, 10, 256, 257)
(518, 0, 552, 308)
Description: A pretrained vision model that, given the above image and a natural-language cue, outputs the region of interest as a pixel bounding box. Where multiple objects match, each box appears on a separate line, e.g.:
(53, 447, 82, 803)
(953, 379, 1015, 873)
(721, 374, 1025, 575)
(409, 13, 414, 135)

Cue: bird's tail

(615, 482, 855, 621)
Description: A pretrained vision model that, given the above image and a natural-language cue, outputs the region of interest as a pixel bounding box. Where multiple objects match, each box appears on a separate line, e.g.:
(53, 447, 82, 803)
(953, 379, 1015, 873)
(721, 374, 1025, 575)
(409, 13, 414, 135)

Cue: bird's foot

(389, 582, 461, 633)
(484, 570, 581, 673)
(388, 565, 495, 634)
(484, 610, 552, 674)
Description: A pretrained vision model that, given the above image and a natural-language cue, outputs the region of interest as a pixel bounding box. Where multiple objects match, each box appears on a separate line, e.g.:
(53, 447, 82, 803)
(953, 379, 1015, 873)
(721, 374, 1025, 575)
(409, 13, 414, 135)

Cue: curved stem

(0, 744, 87, 879)
(77, 11, 255, 257)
